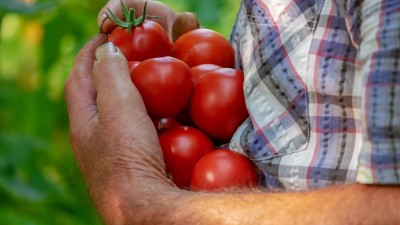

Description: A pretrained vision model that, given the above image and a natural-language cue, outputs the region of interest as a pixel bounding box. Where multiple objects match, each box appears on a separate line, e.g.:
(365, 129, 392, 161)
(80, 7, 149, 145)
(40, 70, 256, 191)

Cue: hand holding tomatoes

(101, 1, 257, 192)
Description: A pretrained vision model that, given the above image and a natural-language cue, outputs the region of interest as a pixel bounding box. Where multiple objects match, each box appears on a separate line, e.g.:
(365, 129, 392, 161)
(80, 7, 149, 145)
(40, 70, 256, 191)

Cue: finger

(172, 12, 200, 42)
(98, 0, 177, 37)
(93, 42, 147, 118)
(65, 34, 108, 127)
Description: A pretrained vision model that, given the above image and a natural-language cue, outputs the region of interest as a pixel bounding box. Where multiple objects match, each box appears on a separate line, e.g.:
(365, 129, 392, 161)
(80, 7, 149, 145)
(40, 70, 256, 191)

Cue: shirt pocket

(234, 0, 323, 161)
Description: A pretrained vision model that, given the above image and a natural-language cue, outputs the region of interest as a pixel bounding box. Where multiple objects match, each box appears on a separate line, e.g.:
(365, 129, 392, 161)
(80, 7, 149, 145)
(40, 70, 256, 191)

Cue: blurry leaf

(0, 133, 48, 167)
(0, 175, 46, 202)
(40, 12, 65, 75)
(0, 0, 56, 15)
(0, 132, 101, 224)
(0, 133, 50, 203)
(0, 208, 41, 225)
(40, 1, 99, 75)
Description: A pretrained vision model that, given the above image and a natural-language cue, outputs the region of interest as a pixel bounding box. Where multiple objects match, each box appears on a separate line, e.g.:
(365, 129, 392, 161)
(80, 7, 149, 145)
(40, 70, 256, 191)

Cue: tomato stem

(106, 0, 150, 33)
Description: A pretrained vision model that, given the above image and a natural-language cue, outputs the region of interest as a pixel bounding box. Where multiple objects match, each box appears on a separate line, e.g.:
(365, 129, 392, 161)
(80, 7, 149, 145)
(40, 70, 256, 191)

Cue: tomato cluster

(107, 2, 258, 191)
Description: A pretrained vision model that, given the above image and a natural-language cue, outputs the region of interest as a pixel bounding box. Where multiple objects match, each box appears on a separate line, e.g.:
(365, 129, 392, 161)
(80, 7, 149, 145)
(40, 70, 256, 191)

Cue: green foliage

(162, 0, 240, 37)
(0, 0, 55, 15)
(0, 0, 240, 224)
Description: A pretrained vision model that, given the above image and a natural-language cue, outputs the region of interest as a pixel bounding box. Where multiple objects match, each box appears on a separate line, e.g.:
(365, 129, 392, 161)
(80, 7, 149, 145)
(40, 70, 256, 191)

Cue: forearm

(95, 182, 399, 225)
(168, 184, 400, 225)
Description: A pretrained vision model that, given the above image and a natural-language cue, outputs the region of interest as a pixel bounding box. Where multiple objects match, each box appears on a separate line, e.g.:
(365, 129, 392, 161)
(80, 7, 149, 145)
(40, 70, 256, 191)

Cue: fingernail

(99, 13, 108, 33)
(95, 42, 118, 60)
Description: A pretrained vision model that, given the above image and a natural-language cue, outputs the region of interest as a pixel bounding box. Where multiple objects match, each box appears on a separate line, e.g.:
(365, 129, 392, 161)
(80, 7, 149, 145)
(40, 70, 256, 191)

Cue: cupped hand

(65, 34, 176, 224)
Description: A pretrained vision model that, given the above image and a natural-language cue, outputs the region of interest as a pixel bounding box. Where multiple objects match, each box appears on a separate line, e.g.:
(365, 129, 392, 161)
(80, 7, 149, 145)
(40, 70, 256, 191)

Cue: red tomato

(108, 20, 172, 61)
(190, 149, 258, 191)
(131, 57, 194, 118)
(128, 61, 140, 75)
(171, 29, 235, 68)
(190, 64, 222, 84)
(189, 68, 248, 141)
(159, 126, 215, 189)
(152, 118, 181, 135)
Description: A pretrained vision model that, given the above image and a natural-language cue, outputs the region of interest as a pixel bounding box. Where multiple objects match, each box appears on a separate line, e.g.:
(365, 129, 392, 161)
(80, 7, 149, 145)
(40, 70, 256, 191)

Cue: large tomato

(171, 29, 235, 68)
(190, 149, 258, 191)
(159, 126, 215, 189)
(189, 68, 248, 141)
(108, 20, 172, 61)
(131, 57, 194, 118)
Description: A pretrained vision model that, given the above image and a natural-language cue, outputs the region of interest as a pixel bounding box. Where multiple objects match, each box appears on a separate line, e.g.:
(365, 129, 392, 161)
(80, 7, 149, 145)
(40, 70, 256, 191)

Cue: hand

(65, 34, 178, 224)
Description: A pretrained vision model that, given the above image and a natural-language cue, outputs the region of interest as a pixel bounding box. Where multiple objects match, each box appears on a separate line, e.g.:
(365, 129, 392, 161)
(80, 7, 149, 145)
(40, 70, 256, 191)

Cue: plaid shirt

(229, 0, 400, 191)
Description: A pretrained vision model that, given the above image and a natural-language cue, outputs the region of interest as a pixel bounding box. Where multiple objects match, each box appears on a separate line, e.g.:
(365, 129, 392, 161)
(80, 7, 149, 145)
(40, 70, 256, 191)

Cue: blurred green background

(0, 0, 240, 224)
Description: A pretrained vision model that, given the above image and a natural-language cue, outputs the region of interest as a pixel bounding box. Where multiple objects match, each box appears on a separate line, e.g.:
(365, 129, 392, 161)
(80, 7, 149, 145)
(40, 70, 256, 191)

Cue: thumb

(172, 12, 200, 42)
(93, 42, 147, 117)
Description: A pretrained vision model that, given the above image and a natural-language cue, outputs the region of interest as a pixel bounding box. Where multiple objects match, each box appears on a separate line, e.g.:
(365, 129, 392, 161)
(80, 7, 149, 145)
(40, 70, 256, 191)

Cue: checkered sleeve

(346, 0, 400, 184)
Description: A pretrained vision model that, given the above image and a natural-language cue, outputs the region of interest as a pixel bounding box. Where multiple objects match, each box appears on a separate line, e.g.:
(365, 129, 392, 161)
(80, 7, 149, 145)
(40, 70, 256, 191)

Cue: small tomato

(191, 149, 258, 191)
(159, 126, 215, 189)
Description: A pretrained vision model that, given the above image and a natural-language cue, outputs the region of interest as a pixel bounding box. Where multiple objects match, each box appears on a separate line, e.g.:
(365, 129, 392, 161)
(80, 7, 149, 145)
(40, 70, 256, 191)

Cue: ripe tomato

(108, 20, 172, 61)
(131, 57, 194, 118)
(152, 118, 181, 135)
(159, 126, 215, 189)
(128, 61, 140, 75)
(171, 29, 235, 68)
(190, 64, 222, 84)
(189, 68, 248, 141)
(190, 149, 258, 191)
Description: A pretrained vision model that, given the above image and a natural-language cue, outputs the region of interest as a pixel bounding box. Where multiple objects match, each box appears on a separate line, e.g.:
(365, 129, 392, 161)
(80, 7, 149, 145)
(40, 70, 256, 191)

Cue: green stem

(106, 1, 149, 33)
